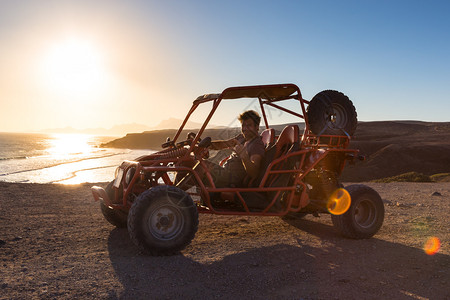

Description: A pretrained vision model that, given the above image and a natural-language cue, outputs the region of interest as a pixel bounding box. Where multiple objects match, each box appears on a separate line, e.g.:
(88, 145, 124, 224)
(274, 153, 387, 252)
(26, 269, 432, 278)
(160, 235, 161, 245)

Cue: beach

(1, 181, 448, 299)
(0, 132, 153, 184)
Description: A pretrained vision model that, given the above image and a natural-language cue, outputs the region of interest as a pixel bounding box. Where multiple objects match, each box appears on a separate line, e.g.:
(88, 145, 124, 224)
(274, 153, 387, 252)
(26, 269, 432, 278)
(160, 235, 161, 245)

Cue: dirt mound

(341, 121, 450, 181)
(102, 121, 450, 182)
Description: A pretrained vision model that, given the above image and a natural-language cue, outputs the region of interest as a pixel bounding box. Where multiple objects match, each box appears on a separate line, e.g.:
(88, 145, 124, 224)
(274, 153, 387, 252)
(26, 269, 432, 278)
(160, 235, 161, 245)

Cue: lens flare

(424, 237, 440, 255)
(327, 188, 351, 215)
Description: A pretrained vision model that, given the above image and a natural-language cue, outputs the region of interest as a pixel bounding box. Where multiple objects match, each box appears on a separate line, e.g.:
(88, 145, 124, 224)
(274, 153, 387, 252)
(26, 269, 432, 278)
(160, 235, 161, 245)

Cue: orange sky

(0, 2, 200, 133)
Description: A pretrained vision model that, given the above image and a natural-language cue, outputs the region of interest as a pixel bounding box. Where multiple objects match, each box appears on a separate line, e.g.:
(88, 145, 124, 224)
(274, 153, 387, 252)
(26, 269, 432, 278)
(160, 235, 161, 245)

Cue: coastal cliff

(101, 121, 450, 182)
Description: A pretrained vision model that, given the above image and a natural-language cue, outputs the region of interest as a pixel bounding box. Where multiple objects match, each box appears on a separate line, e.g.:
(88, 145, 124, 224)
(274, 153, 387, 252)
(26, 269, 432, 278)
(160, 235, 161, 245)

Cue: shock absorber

(159, 147, 189, 159)
(317, 167, 339, 206)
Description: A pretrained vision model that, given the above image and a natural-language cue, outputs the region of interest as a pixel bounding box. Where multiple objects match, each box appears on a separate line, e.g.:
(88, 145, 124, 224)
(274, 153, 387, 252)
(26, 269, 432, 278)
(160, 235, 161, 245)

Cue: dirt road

(0, 182, 448, 299)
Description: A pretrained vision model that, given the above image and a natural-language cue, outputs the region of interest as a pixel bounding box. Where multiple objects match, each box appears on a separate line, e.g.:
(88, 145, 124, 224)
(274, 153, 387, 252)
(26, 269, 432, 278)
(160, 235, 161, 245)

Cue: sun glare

(47, 134, 93, 157)
(424, 236, 441, 255)
(327, 188, 351, 215)
(41, 37, 107, 94)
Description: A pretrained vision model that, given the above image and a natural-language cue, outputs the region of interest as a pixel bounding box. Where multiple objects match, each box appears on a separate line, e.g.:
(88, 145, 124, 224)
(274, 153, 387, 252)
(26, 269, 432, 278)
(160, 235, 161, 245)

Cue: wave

(50, 165, 118, 184)
(0, 149, 114, 162)
(0, 151, 130, 177)
(0, 156, 29, 161)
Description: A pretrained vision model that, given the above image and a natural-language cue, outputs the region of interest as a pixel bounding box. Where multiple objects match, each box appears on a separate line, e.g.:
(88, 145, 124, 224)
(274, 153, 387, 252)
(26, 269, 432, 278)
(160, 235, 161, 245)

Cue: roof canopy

(194, 83, 300, 103)
(221, 83, 299, 100)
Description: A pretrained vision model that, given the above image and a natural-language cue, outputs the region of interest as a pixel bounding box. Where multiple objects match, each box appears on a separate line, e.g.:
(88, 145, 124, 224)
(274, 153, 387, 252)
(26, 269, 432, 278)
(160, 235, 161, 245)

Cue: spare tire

(307, 90, 357, 136)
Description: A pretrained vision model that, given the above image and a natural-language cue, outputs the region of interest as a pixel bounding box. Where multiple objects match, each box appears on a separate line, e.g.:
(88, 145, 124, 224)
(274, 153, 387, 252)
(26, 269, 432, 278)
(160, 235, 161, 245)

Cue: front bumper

(91, 186, 112, 206)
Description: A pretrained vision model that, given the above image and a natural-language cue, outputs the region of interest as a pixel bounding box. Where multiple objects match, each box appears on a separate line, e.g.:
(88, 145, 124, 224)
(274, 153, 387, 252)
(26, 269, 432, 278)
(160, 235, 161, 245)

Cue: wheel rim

(327, 103, 348, 129)
(144, 204, 184, 241)
(354, 198, 377, 229)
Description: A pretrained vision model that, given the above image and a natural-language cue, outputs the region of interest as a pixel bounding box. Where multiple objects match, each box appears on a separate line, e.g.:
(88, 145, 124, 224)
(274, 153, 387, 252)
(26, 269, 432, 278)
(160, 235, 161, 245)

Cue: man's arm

(234, 144, 262, 179)
(209, 134, 243, 150)
(243, 153, 263, 179)
(209, 138, 237, 150)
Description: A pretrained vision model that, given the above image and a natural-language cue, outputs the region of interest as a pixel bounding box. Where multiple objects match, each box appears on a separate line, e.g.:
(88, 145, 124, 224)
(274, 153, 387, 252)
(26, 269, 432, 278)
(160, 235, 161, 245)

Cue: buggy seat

(260, 128, 275, 148)
(242, 125, 300, 210)
(259, 125, 300, 188)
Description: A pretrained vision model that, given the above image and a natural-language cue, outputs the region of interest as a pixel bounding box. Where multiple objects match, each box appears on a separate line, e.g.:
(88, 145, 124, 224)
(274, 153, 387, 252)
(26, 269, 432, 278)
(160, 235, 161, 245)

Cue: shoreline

(0, 149, 152, 185)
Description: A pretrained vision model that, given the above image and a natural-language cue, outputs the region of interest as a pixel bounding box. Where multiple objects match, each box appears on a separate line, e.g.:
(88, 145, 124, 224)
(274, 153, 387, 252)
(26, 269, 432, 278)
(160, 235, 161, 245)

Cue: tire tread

(331, 184, 384, 239)
(307, 90, 357, 136)
(128, 185, 199, 256)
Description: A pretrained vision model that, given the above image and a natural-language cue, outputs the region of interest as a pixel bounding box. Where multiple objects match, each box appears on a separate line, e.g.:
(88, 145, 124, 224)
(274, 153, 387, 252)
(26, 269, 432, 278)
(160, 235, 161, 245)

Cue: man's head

(238, 110, 261, 141)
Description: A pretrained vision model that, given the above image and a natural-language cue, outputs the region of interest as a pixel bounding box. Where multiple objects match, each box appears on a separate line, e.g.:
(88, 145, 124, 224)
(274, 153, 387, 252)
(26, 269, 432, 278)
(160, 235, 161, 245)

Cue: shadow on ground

(107, 220, 449, 299)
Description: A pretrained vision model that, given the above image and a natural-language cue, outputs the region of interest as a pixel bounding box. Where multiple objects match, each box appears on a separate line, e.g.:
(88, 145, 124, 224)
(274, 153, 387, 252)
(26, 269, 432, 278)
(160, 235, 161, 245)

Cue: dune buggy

(92, 83, 384, 255)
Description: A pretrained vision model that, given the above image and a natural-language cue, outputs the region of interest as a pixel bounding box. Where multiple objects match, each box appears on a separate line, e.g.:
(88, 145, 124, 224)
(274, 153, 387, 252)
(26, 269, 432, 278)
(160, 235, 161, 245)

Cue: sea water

(0, 132, 154, 184)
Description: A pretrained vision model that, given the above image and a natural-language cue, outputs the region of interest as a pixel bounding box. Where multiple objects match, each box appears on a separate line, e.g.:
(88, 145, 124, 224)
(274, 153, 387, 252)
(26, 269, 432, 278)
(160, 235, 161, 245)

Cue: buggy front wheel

(127, 185, 199, 255)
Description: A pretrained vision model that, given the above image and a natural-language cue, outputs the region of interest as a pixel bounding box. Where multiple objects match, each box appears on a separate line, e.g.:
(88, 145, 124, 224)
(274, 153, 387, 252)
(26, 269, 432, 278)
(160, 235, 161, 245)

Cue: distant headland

(100, 121, 450, 182)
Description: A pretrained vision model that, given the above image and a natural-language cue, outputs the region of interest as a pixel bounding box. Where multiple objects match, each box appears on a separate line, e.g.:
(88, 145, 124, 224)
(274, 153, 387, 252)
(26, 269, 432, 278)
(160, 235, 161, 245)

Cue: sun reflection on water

(44, 134, 102, 184)
(47, 134, 94, 157)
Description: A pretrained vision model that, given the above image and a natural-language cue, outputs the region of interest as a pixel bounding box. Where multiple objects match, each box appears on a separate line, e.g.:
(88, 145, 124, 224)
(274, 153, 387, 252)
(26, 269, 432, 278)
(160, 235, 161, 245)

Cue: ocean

(0, 132, 154, 184)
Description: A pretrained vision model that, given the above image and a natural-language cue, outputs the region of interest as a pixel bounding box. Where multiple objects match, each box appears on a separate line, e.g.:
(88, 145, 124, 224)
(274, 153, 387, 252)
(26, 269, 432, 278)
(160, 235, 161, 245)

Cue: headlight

(125, 167, 136, 185)
(113, 167, 124, 188)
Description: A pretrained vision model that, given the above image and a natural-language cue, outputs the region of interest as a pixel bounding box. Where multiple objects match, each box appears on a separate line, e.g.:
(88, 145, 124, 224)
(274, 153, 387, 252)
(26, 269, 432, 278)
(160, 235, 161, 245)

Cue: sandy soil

(0, 181, 448, 299)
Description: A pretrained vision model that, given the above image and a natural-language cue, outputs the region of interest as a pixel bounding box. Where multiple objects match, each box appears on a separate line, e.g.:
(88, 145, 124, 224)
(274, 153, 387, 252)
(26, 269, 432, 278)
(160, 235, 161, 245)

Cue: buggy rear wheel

(127, 185, 199, 255)
(100, 181, 128, 228)
(331, 184, 384, 239)
(307, 90, 357, 136)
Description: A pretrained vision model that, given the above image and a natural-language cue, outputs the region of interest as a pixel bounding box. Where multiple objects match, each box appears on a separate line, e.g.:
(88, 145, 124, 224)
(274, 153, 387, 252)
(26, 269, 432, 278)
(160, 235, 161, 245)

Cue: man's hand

(233, 141, 249, 160)
(233, 141, 261, 179)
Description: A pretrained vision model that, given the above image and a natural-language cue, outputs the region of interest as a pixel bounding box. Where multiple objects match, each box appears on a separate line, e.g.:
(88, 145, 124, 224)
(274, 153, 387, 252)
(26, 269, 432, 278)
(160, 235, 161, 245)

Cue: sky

(1, 0, 449, 133)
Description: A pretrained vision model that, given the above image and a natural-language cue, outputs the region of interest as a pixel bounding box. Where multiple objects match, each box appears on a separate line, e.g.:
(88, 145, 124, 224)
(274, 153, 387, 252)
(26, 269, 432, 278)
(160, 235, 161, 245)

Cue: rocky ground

(0, 181, 448, 299)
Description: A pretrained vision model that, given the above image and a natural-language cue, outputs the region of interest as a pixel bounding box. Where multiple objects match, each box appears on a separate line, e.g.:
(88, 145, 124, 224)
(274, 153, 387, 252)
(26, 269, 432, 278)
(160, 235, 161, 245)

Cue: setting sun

(40, 37, 107, 95)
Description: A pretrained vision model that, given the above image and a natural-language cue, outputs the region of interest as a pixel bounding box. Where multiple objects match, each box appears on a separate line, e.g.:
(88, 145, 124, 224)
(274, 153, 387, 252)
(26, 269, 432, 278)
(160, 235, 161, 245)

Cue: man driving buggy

(207, 110, 265, 188)
(176, 110, 265, 189)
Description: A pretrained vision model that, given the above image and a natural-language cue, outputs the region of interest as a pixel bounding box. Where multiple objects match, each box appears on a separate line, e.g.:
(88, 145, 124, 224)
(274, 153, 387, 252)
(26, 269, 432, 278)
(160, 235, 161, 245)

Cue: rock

(431, 192, 442, 196)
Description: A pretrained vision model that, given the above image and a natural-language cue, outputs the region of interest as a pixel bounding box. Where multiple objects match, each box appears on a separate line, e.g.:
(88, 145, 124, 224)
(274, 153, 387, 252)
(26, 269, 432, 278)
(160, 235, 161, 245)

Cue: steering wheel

(197, 137, 211, 148)
(175, 139, 195, 148)
(162, 137, 198, 149)
(194, 137, 211, 159)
